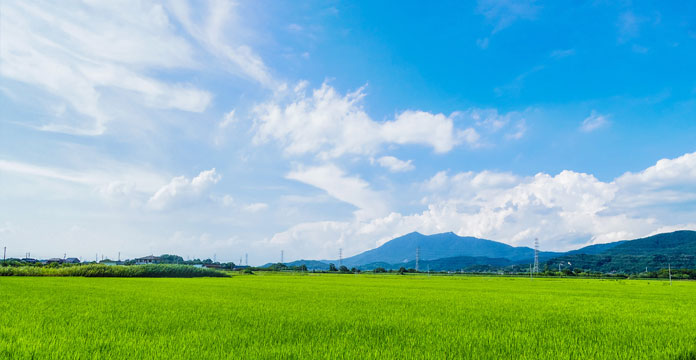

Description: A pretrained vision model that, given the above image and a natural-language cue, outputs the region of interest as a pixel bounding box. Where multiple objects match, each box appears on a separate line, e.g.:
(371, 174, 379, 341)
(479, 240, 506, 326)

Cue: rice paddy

(1, 274, 695, 359)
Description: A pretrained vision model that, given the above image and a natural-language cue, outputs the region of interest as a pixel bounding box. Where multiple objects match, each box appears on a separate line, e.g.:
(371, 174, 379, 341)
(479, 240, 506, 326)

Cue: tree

(328, 263, 338, 272)
(374, 267, 386, 273)
(339, 265, 350, 273)
(398, 267, 407, 275)
(350, 267, 359, 273)
(299, 264, 308, 272)
(160, 254, 184, 264)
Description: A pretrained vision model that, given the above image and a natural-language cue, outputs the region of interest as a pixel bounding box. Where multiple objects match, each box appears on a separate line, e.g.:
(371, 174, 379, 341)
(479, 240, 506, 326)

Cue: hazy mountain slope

(341, 232, 561, 267)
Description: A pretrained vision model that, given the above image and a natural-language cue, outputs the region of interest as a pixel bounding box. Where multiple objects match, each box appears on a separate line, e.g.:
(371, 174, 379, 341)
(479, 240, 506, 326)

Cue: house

(233, 265, 250, 271)
(134, 255, 161, 265)
(45, 258, 64, 264)
(64, 258, 80, 264)
(203, 264, 222, 269)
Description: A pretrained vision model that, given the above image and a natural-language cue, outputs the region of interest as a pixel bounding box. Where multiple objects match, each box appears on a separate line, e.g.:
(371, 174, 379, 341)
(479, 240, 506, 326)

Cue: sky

(1, 0, 696, 265)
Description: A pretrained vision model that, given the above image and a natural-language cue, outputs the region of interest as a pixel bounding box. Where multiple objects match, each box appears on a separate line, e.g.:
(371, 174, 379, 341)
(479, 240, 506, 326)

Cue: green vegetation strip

(0, 264, 227, 277)
(1, 275, 695, 359)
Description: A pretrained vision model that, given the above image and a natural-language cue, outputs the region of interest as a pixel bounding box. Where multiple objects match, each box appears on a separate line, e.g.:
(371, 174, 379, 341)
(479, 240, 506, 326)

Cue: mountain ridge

(267, 230, 696, 273)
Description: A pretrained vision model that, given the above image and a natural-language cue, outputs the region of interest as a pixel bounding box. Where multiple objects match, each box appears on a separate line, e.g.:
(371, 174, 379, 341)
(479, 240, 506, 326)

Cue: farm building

(134, 256, 161, 265)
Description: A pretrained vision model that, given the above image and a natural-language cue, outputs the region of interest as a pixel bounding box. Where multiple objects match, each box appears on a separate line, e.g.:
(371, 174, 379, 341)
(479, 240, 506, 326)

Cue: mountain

(358, 255, 512, 272)
(546, 231, 696, 273)
(265, 230, 696, 273)
(340, 232, 562, 267)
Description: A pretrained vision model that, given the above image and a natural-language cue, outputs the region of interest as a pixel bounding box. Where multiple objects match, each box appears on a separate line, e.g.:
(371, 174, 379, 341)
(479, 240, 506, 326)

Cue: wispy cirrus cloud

(0, 0, 213, 136)
(580, 111, 610, 132)
(477, 0, 540, 34)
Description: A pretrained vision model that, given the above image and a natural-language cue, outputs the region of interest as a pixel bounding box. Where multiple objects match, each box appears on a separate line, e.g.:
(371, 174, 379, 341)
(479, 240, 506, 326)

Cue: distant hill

(261, 260, 330, 270)
(547, 231, 696, 273)
(340, 232, 561, 267)
(359, 255, 512, 272)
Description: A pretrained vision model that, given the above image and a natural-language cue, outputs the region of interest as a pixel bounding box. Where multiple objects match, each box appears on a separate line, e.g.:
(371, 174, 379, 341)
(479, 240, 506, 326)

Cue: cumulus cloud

(147, 168, 221, 210)
(580, 111, 609, 132)
(268, 151, 696, 258)
(253, 83, 478, 159)
(375, 156, 414, 172)
(0, 1, 212, 135)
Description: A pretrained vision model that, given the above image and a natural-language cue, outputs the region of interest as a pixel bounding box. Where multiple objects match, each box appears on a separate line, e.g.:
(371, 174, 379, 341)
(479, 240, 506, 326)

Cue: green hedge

(0, 264, 229, 278)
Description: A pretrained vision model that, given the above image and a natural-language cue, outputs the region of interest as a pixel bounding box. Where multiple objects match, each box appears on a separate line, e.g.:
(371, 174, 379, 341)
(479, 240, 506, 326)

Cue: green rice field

(1, 274, 695, 359)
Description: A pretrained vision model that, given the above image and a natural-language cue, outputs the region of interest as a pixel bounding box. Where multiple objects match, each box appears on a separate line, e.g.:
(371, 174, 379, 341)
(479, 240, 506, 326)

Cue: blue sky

(1, 0, 696, 264)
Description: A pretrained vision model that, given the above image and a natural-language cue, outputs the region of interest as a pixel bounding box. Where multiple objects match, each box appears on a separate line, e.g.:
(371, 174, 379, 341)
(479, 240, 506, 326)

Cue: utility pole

(530, 264, 533, 279)
(280, 250, 284, 264)
(3, 246, 6, 265)
(245, 253, 248, 266)
(214, 254, 216, 263)
(415, 247, 420, 273)
(339, 248, 343, 267)
(118, 252, 121, 262)
(669, 263, 672, 286)
(533, 238, 539, 274)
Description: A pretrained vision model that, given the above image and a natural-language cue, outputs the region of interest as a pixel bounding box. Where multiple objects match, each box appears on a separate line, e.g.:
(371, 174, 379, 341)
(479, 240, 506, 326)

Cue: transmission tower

(415, 247, 420, 272)
(245, 253, 248, 266)
(339, 248, 343, 266)
(533, 238, 540, 274)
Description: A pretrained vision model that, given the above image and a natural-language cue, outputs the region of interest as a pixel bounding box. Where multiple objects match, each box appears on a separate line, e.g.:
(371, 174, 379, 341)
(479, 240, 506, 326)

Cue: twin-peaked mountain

(276, 230, 696, 273)
(339, 231, 561, 267)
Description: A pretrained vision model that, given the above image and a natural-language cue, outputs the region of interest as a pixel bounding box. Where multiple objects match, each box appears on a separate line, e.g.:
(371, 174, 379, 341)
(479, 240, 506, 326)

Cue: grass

(1, 274, 694, 359)
(0, 264, 228, 277)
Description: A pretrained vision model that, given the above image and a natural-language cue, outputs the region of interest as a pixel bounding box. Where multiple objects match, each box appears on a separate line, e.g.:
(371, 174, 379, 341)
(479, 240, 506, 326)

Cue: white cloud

(477, 0, 540, 34)
(617, 152, 696, 188)
(375, 156, 414, 173)
(244, 202, 269, 212)
(617, 11, 644, 43)
(476, 37, 490, 49)
(0, 158, 168, 196)
(168, 0, 277, 88)
(268, 151, 696, 257)
(253, 82, 478, 158)
(0, 1, 212, 135)
(580, 111, 609, 132)
(147, 168, 221, 210)
(219, 110, 237, 129)
(286, 164, 388, 219)
(550, 48, 575, 59)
